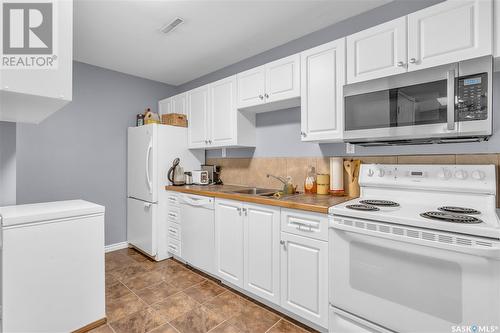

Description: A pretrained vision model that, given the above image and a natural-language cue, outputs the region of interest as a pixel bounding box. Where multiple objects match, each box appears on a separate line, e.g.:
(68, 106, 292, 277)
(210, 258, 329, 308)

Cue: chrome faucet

(266, 174, 296, 194)
(266, 174, 288, 185)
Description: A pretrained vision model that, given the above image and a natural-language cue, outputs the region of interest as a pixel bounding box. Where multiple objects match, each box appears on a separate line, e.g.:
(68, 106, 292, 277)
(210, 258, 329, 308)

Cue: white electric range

(328, 164, 500, 333)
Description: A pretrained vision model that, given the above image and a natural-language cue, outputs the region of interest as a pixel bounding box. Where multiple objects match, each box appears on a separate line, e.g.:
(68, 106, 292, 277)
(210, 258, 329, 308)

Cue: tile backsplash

(207, 154, 500, 207)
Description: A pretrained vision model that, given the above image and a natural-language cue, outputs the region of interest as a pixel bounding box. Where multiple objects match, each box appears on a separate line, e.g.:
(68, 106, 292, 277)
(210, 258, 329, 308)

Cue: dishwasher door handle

(179, 194, 213, 208)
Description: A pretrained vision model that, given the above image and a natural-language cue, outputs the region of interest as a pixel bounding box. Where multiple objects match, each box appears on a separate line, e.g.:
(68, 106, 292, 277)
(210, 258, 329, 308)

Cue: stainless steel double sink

(226, 187, 298, 199)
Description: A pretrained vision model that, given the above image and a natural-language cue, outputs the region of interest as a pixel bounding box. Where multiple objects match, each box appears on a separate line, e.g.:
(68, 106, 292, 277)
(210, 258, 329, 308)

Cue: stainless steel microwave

(343, 56, 493, 146)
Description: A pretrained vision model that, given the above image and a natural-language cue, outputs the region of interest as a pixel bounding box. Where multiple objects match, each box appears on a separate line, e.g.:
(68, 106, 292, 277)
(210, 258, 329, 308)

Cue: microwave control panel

(456, 72, 488, 121)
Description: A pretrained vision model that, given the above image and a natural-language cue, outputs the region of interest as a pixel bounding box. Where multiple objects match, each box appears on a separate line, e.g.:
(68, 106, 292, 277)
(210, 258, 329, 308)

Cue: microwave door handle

(447, 69, 456, 131)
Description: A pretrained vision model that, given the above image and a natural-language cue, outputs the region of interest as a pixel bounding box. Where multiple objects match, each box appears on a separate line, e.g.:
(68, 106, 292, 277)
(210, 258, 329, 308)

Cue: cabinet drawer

(281, 209, 328, 241)
(167, 207, 180, 224)
(167, 193, 180, 207)
(168, 238, 181, 256)
(167, 223, 181, 240)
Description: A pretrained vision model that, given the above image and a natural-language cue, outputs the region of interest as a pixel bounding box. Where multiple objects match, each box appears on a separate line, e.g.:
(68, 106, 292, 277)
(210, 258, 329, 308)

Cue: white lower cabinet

(280, 231, 328, 328)
(215, 199, 245, 287)
(244, 203, 281, 304)
(211, 197, 330, 329)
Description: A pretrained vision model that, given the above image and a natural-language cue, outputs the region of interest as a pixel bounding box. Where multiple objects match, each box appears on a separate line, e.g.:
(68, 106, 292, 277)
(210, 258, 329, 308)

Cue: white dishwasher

(179, 193, 216, 275)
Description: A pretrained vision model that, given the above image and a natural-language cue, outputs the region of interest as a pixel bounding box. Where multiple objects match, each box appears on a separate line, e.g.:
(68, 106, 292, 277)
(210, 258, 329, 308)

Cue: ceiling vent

(160, 17, 184, 35)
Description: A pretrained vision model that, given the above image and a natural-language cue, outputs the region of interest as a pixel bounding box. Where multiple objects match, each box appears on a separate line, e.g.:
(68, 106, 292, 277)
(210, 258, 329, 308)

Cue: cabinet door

(215, 199, 244, 287)
(243, 204, 280, 305)
(300, 39, 345, 142)
(171, 93, 188, 115)
(408, 0, 492, 71)
(280, 232, 328, 328)
(346, 17, 407, 83)
(265, 54, 300, 103)
(158, 98, 172, 115)
(237, 66, 266, 109)
(187, 85, 209, 149)
(210, 76, 237, 147)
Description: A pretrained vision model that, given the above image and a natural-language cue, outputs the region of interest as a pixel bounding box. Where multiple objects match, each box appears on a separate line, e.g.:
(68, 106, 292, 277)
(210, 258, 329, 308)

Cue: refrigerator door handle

(145, 138, 153, 194)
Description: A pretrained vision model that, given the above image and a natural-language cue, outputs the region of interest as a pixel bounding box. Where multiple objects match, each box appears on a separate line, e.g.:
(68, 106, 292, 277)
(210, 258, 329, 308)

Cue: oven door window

(345, 80, 449, 131)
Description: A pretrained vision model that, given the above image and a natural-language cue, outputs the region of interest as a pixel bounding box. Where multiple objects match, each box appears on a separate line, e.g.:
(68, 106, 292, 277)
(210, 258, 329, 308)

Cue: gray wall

(0, 122, 16, 206)
(16, 62, 177, 245)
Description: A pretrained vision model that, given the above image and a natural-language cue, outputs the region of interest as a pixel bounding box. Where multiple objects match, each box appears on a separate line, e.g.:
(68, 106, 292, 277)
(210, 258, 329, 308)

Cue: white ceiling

(74, 0, 390, 86)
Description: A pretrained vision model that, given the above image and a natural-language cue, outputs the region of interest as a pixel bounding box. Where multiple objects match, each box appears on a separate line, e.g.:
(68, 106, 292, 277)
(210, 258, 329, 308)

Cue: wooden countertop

(165, 185, 353, 214)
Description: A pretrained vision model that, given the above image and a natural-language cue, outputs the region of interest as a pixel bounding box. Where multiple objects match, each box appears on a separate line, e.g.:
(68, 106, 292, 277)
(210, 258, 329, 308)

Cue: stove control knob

(367, 169, 374, 177)
(377, 169, 385, 177)
(454, 169, 468, 180)
(438, 168, 452, 180)
(471, 170, 485, 180)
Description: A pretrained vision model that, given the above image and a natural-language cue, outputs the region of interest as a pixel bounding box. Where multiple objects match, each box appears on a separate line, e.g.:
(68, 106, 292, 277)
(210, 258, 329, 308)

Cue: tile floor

(90, 248, 315, 333)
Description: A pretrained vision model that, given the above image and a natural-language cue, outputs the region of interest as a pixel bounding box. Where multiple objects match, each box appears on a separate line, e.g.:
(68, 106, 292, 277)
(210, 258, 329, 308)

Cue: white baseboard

(105, 241, 129, 253)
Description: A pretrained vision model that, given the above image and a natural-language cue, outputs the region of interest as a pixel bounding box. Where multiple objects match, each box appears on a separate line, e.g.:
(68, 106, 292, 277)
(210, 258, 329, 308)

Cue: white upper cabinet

(237, 66, 266, 108)
(243, 203, 280, 305)
(265, 54, 300, 103)
(158, 98, 171, 115)
(408, 0, 493, 71)
(171, 93, 188, 115)
(300, 39, 345, 142)
(346, 17, 407, 83)
(187, 76, 255, 149)
(187, 85, 210, 148)
(237, 54, 300, 112)
(210, 76, 237, 147)
(159, 93, 187, 115)
(0, 0, 73, 123)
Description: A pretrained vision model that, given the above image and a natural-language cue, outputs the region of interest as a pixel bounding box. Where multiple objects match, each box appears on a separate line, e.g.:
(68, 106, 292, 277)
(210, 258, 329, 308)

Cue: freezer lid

(0, 200, 105, 227)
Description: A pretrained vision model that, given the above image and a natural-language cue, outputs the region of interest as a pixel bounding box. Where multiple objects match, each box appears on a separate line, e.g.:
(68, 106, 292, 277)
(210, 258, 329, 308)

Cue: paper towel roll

(330, 157, 344, 194)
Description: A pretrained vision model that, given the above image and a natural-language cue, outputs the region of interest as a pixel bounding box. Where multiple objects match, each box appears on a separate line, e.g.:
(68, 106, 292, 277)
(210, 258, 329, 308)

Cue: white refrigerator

(127, 124, 204, 261)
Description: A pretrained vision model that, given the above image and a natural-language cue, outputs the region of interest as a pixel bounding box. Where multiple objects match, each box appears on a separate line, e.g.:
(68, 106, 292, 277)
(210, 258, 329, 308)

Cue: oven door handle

(332, 223, 500, 259)
(447, 69, 456, 131)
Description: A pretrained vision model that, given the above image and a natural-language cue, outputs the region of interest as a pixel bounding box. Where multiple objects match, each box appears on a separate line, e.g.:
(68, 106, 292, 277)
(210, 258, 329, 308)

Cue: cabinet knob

(280, 240, 287, 250)
(209, 140, 212, 144)
(259, 95, 264, 100)
(300, 131, 307, 137)
(396, 61, 405, 67)
(264, 93, 269, 98)
(409, 58, 417, 64)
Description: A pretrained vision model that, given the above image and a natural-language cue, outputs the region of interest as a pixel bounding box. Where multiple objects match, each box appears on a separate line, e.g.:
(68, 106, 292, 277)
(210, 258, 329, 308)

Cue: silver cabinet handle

(397, 61, 405, 67)
(237, 207, 242, 215)
(280, 240, 287, 250)
(204, 140, 208, 144)
(243, 208, 248, 216)
(447, 69, 456, 131)
(300, 131, 307, 137)
(409, 58, 417, 64)
(293, 222, 314, 232)
(264, 93, 269, 98)
(259, 95, 264, 100)
(208, 139, 212, 144)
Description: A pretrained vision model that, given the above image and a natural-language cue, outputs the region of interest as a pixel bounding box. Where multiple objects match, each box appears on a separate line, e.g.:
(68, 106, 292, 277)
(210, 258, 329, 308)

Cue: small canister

(316, 174, 330, 195)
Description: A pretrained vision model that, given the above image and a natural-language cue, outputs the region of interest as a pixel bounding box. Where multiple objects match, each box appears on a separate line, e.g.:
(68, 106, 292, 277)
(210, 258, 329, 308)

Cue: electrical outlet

(221, 148, 227, 158)
(346, 143, 355, 154)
